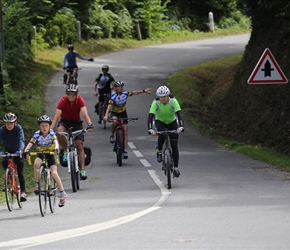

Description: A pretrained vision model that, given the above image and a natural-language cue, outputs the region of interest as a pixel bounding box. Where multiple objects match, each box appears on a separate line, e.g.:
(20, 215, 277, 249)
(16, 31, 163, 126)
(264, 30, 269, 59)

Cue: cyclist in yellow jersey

(24, 115, 67, 207)
(147, 85, 184, 177)
(103, 80, 151, 159)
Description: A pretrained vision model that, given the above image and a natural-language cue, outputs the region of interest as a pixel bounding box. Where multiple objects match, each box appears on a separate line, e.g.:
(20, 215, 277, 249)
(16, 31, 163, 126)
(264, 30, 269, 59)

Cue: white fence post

(208, 12, 214, 32)
(76, 21, 81, 41)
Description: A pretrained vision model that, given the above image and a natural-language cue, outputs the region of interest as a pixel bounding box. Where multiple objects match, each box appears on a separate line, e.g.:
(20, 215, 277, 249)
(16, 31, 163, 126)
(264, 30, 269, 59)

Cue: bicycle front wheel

(116, 130, 123, 167)
(69, 152, 77, 192)
(15, 176, 22, 209)
(49, 174, 57, 213)
(164, 149, 172, 189)
(5, 169, 13, 211)
(38, 164, 48, 217)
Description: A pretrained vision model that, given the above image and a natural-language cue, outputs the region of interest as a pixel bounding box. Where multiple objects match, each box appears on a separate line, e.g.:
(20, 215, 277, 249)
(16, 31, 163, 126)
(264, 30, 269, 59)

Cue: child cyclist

(24, 115, 67, 207)
(0, 112, 27, 202)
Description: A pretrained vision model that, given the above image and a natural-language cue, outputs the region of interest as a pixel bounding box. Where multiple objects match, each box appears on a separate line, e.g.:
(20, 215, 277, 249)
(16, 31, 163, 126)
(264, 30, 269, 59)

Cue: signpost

(248, 48, 288, 84)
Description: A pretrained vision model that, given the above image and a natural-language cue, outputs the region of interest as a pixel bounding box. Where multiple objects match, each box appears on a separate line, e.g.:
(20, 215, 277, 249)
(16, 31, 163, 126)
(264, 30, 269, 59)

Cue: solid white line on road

(139, 159, 151, 167)
(133, 150, 143, 158)
(0, 173, 170, 249)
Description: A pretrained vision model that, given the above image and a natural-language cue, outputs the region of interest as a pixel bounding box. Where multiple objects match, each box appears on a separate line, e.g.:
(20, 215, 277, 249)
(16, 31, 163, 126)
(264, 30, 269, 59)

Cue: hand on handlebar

(177, 127, 184, 134)
(148, 129, 156, 135)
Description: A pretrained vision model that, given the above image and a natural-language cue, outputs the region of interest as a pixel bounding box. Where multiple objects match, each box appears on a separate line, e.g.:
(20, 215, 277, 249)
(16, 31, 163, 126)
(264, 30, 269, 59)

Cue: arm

(176, 111, 184, 127)
(51, 109, 62, 130)
(80, 106, 93, 129)
(103, 103, 113, 122)
(24, 142, 33, 152)
(94, 81, 98, 95)
(75, 52, 91, 61)
(148, 113, 155, 130)
(17, 125, 25, 151)
(132, 88, 152, 95)
(62, 54, 67, 68)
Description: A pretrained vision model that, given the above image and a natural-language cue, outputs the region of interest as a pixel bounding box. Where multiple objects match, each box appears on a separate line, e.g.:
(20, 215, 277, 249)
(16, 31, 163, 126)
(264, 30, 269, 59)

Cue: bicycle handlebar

(27, 151, 59, 165)
(109, 117, 138, 122)
(0, 151, 21, 157)
(56, 127, 89, 139)
(156, 130, 177, 135)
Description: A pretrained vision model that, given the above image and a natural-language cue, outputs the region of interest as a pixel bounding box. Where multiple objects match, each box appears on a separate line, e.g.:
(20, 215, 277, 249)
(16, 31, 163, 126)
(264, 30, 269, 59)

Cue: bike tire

(165, 149, 172, 189)
(116, 129, 123, 167)
(76, 155, 80, 190)
(69, 152, 77, 192)
(101, 105, 107, 129)
(15, 175, 22, 209)
(49, 175, 57, 213)
(5, 169, 13, 212)
(38, 164, 48, 217)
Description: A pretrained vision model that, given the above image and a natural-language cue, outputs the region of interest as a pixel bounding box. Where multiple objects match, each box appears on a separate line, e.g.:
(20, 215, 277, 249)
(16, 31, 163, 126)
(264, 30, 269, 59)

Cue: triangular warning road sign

(247, 48, 288, 84)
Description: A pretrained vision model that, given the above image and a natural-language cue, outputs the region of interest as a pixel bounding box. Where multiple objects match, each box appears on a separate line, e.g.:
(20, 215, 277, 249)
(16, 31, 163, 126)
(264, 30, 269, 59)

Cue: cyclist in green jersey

(148, 85, 184, 177)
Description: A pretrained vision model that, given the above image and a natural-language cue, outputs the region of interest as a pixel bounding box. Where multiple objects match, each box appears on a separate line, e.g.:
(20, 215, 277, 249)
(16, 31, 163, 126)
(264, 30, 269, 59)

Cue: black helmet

(66, 84, 79, 93)
(102, 65, 109, 70)
(3, 112, 17, 122)
(114, 80, 124, 87)
(67, 44, 74, 50)
(37, 115, 52, 125)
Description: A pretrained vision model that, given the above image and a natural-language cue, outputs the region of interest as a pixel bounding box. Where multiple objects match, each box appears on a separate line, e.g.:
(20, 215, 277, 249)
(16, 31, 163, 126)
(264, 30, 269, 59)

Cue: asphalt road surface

(1, 34, 290, 250)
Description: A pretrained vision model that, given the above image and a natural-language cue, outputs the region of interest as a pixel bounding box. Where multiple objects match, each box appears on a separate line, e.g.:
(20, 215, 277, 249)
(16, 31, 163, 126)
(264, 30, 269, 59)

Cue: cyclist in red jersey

(51, 84, 94, 180)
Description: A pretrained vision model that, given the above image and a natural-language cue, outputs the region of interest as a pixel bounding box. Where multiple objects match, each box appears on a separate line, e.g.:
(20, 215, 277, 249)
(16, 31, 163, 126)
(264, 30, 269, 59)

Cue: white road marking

(133, 150, 143, 158)
(128, 142, 136, 149)
(139, 159, 151, 167)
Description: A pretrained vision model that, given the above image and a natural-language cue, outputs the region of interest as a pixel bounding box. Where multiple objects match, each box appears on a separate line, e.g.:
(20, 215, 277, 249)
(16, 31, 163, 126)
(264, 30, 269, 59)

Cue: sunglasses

(67, 93, 77, 96)
(102, 68, 108, 71)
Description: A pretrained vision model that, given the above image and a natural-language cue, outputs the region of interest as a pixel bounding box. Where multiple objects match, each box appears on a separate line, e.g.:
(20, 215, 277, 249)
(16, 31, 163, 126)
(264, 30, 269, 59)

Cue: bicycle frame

(110, 117, 138, 166)
(28, 151, 59, 217)
(0, 151, 22, 211)
(57, 127, 87, 192)
(157, 130, 176, 189)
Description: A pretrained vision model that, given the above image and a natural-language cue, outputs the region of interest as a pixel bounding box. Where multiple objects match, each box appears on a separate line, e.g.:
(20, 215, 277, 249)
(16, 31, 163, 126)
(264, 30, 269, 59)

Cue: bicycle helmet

(102, 65, 109, 70)
(67, 44, 74, 50)
(156, 85, 170, 97)
(66, 83, 79, 93)
(37, 115, 52, 125)
(3, 112, 17, 122)
(114, 80, 124, 87)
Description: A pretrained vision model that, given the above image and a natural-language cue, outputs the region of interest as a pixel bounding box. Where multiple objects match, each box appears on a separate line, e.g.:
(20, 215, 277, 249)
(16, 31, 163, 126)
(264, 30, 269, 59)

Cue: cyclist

(93, 64, 115, 124)
(0, 112, 26, 202)
(62, 44, 94, 85)
(147, 85, 184, 178)
(24, 115, 67, 207)
(103, 80, 151, 159)
(51, 84, 94, 180)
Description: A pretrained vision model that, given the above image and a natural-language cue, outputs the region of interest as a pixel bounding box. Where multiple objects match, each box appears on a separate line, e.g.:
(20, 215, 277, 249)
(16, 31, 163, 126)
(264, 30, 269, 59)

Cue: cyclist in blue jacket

(0, 112, 26, 201)
(62, 44, 94, 85)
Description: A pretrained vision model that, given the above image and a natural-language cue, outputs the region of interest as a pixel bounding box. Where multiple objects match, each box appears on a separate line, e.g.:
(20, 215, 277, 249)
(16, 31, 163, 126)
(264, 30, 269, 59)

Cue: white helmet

(156, 85, 170, 97)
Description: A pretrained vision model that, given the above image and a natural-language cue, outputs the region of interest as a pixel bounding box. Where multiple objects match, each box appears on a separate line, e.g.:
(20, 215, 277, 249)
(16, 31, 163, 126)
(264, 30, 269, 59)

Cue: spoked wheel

(69, 152, 77, 192)
(116, 130, 123, 167)
(49, 175, 57, 213)
(165, 150, 172, 189)
(15, 176, 22, 209)
(101, 105, 107, 129)
(5, 169, 13, 211)
(38, 164, 48, 217)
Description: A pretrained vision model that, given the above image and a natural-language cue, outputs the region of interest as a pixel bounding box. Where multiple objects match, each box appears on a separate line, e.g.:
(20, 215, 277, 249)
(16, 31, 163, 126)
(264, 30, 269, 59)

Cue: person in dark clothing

(0, 112, 26, 201)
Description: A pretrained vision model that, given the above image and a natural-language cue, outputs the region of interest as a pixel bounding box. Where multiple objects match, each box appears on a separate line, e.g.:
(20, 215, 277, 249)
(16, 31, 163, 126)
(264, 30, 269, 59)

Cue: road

(1, 34, 290, 250)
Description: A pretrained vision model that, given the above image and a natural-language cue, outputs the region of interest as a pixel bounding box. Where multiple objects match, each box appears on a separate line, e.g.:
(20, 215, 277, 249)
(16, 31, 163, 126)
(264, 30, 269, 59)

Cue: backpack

(155, 97, 175, 112)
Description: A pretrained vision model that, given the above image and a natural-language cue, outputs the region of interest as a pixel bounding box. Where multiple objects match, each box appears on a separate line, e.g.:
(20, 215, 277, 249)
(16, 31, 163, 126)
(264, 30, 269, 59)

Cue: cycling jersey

(95, 73, 114, 91)
(108, 90, 133, 113)
(29, 129, 56, 152)
(62, 52, 90, 68)
(149, 98, 181, 124)
(0, 124, 25, 152)
(57, 95, 86, 121)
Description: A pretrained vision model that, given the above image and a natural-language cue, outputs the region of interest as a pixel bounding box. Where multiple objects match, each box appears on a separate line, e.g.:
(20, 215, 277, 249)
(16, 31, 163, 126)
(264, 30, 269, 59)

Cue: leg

(57, 126, 68, 151)
(66, 71, 72, 85)
(50, 165, 64, 191)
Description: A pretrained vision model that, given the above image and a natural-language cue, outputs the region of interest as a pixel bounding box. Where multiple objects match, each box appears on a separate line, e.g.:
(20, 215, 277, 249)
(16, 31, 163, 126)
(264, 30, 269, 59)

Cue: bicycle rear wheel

(69, 152, 77, 192)
(38, 164, 48, 217)
(49, 175, 57, 213)
(164, 149, 172, 189)
(5, 169, 13, 211)
(116, 130, 123, 166)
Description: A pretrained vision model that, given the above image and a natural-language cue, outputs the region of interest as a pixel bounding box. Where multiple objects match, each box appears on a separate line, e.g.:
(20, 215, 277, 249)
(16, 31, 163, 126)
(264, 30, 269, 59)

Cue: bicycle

(63, 67, 82, 85)
(56, 127, 88, 192)
(28, 151, 59, 217)
(109, 117, 138, 167)
(156, 130, 177, 189)
(0, 151, 23, 211)
(97, 93, 110, 129)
